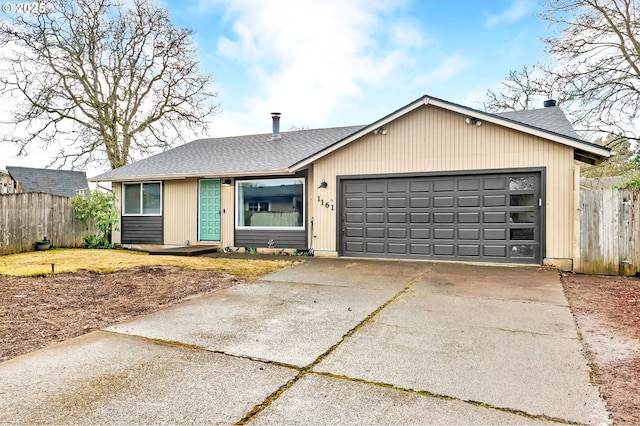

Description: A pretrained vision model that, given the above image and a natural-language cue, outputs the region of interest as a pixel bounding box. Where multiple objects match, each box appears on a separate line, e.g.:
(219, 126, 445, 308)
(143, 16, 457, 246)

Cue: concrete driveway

(0, 259, 609, 424)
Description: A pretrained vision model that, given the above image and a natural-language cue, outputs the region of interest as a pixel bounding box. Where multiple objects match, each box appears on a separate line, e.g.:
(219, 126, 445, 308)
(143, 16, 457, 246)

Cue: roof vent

(543, 99, 557, 108)
(270, 112, 281, 141)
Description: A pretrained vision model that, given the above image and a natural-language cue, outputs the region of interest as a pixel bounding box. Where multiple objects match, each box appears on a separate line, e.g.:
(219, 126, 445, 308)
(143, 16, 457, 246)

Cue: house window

(236, 178, 304, 228)
(123, 182, 162, 215)
(247, 201, 270, 212)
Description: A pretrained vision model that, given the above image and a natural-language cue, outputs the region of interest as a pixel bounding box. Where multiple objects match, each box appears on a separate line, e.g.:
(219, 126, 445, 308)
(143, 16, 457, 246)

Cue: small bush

(83, 235, 114, 249)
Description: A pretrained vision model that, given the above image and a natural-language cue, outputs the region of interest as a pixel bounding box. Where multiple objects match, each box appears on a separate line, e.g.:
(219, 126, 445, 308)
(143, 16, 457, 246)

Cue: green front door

(199, 179, 221, 241)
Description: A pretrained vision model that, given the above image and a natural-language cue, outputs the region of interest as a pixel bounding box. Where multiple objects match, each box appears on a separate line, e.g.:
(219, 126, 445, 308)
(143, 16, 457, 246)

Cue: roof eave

(89, 168, 294, 183)
(291, 95, 610, 170)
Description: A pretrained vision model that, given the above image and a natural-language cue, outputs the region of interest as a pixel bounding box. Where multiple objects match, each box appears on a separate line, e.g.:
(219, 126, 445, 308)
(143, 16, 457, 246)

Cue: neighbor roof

(6, 166, 89, 197)
(91, 94, 611, 182)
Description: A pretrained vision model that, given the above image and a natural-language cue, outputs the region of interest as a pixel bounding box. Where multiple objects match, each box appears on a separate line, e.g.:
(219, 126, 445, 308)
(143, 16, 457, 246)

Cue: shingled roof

(90, 94, 610, 182)
(493, 106, 580, 140)
(6, 166, 88, 197)
(91, 125, 365, 182)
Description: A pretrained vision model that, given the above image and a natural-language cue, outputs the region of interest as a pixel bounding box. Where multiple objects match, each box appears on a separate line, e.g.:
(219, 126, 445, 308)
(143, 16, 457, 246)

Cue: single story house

(90, 95, 610, 269)
(5, 166, 89, 198)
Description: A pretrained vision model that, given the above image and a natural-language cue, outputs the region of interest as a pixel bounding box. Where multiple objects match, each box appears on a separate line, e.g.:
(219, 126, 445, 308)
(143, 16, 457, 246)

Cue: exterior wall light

(222, 178, 232, 186)
(318, 179, 328, 189)
(465, 117, 482, 126)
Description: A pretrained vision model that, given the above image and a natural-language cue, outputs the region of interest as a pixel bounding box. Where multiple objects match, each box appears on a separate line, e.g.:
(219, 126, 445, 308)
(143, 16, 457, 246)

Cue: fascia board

(89, 169, 293, 183)
(427, 98, 611, 158)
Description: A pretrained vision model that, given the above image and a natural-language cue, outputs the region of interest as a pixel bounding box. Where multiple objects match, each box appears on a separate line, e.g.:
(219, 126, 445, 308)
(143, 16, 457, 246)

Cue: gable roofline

(92, 169, 294, 183)
(289, 95, 610, 172)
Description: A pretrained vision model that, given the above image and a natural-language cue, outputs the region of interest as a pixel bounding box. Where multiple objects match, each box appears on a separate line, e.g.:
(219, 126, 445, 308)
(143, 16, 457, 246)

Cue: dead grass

(0, 249, 298, 281)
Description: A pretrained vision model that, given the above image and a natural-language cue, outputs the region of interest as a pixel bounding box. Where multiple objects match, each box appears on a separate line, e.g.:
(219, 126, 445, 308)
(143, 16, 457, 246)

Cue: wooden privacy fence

(577, 188, 640, 276)
(0, 193, 98, 256)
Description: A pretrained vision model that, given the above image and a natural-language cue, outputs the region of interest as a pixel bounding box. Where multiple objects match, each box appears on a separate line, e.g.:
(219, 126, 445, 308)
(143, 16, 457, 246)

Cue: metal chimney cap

(270, 112, 281, 141)
(543, 99, 557, 108)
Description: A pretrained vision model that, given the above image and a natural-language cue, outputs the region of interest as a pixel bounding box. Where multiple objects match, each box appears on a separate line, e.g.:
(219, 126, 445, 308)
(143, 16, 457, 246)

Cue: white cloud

(412, 53, 471, 87)
(202, 0, 419, 131)
(486, 0, 536, 27)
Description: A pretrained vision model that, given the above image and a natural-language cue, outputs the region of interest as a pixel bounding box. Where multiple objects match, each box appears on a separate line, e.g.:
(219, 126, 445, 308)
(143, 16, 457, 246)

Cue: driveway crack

(235, 267, 431, 425)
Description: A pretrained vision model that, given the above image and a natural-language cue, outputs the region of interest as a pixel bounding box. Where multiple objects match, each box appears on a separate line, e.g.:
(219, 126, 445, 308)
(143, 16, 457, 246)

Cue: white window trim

(122, 181, 163, 216)
(235, 177, 305, 230)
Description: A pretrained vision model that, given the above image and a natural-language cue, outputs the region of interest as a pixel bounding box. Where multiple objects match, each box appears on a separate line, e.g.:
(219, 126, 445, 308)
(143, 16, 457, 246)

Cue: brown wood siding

(309, 104, 575, 259)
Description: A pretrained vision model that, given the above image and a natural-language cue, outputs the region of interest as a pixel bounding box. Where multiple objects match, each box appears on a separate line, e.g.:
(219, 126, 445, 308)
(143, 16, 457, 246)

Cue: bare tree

(483, 0, 639, 149)
(0, 0, 219, 169)
(543, 0, 640, 143)
(483, 65, 560, 112)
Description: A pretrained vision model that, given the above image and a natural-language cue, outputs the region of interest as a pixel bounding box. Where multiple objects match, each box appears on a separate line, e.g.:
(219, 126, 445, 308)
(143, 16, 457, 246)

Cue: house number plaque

(317, 196, 334, 210)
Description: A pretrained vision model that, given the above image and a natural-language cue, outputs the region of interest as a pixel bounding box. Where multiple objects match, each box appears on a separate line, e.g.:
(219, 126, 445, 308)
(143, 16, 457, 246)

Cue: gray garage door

(340, 171, 542, 263)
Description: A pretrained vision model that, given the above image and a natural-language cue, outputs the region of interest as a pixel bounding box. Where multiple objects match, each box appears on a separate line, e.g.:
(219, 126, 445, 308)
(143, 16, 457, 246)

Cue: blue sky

(1, 0, 549, 174)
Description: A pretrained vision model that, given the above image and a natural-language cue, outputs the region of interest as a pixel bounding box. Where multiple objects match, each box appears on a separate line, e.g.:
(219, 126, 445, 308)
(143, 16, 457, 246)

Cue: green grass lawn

(0, 249, 299, 281)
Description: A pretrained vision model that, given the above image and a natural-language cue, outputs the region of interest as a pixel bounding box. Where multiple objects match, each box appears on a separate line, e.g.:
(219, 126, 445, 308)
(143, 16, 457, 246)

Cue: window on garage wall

(236, 178, 304, 228)
(123, 182, 162, 215)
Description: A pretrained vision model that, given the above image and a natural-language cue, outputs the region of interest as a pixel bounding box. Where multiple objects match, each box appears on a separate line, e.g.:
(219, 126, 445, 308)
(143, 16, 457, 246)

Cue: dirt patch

(561, 273, 640, 425)
(0, 266, 239, 362)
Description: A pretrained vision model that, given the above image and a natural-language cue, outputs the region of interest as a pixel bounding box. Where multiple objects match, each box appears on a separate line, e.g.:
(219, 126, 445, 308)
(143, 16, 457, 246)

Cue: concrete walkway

(0, 259, 609, 424)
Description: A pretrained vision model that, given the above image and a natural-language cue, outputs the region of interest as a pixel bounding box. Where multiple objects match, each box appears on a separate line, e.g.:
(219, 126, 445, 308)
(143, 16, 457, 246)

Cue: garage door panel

(484, 177, 507, 190)
(510, 228, 535, 240)
(387, 182, 407, 193)
(346, 241, 364, 252)
(410, 197, 430, 208)
(346, 227, 364, 237)
(345, 183, 365, 193)
(510, 244, 537, 258)
(484, 229, 507, 240)
(366, 212, 385, 223)
(434, 228, 454, 239)
(458, 196, 479, 207)
(459, 245, 480, 256)
(366, 227, 385, 238)
(366, 197, 384, 208)
(458, 229, 480, 240)
(345, 197, 364, 208)
(433, 196, 454, 208)
(410, 212, 430, 223)
(388, 228, 407, 238)
(341, 172, 541, 263)
(411, 228, 430, 239)
(410, 181, 431, 192)
(458, 212, 479, 223)
(434, 180, 455, 192)
(388, 197, 407, 208)
(433, 212, 455, 223)
(346, 212, 364, 223)
(484, 211, 506, 223)
(458, 179, 480, 191)
(484, 245, 507, 257)
(433, 244, 455, 255)
(388, 243, 407, 254)
(366, 182, 386, 193)
(410, 243, 430, 254)
(388, 212, 407, 223)
(484, 195, 507, 207)
(366, 242, 385, 253)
